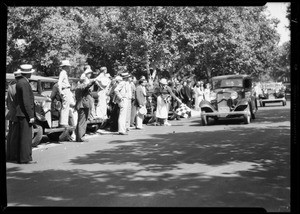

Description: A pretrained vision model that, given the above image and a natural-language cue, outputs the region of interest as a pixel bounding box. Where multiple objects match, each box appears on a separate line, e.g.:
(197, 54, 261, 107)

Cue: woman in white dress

(193, 81, 205, 111)
(204, 83, 211, 102)
(153, 78, 182, 126)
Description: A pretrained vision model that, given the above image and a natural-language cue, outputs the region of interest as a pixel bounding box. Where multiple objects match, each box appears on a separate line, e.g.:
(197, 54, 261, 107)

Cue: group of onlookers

(6, 60, 212, 164)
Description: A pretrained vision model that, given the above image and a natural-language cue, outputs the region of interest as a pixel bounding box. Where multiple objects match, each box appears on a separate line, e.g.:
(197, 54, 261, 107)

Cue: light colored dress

(204, 88, 211, 102)
(194, 86, 205, 111)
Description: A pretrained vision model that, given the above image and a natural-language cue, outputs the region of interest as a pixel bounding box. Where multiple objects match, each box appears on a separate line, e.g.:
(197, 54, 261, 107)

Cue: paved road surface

(5, 102, 290, 211)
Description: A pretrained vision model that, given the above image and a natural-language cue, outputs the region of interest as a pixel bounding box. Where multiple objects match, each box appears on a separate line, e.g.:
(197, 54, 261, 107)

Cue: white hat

(114, 76, 122, 82)
(20, 64, 34, 73)
(159, 78, 168, 85)
(14, 69, 22, 77)
(60, 60, 71, 67)
(100, 67, 107, 72)
(84, 67, 93, 74)
(121, 72, 131, 78)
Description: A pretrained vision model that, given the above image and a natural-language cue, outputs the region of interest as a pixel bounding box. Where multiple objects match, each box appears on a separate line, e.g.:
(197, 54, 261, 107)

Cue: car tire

(201, 111, 208, 126)
(32, 125, 43, 147)
(282, 101, 286, 106)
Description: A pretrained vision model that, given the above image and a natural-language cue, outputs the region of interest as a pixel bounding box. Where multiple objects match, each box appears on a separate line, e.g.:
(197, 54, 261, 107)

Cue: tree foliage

(6, 6, 290, 82)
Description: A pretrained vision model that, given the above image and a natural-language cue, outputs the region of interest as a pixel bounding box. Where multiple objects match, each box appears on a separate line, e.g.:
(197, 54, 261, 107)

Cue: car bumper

(260, 98, 286, 103)
(202, 109, 249, 118)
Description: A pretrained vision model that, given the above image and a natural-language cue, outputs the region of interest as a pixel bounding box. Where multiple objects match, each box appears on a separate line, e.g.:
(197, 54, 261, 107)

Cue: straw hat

(120, 72, 131, 78)
(13, 69, 22, 77)
(60, 60, 71, 67)
(159, 78, 168, 85)
(114, 76, 123, 82)
(20, 64, 34, 73)
(84, 67, 93, 75)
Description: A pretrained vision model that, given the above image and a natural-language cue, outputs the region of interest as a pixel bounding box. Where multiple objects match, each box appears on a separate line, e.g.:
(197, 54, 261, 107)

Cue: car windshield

(213, 79, 243, 89)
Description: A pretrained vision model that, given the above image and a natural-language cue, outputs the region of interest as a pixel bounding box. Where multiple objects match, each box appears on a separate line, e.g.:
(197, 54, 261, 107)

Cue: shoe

(76, 138, 89, 142)
(163, 122, 172, 126)
(19, 161, 37, 164)
(119, 132, 128, 135)
(136, 127, 144, 130)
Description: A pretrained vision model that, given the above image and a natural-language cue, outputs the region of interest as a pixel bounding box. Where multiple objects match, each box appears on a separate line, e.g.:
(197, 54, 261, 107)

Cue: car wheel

(201, 111, 208, 126)
(32, 125, 43, 147)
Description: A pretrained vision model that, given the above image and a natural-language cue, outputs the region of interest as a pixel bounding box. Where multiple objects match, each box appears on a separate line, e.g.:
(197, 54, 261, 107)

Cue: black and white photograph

(3, 2, 295, 212)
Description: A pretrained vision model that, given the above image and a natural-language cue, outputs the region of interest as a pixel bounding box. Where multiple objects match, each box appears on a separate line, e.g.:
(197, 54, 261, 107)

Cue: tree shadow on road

(6, 120, 290, 211)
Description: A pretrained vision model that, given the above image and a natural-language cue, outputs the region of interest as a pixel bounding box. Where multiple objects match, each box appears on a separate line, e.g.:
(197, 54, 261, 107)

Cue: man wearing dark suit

(74, 78, 96, 142)
(180, 79, 193, 108)
(15, 64, 36, 164)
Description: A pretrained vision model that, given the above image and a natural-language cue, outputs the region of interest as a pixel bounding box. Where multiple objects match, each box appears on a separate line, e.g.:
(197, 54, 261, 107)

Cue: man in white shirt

(57, 60, 72, 127)
(114, 72, 132, 135)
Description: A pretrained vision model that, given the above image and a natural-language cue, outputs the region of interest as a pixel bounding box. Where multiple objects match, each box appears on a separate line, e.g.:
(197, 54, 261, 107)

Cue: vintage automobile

(200, 74, 258, 125)
(258, 82, 287, 107)
(6, 73, 75, 146)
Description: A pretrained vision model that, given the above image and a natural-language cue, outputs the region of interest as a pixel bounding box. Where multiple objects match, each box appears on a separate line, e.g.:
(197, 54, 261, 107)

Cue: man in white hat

(106, 75, 122, 132)
(15, 64, 36, 164)
(74, 77, 97, 142)
(80, 65, 97, 120)
(114, 72, 132, 135)
(6, 69, 22, 161)
(57, 60, 72, 127)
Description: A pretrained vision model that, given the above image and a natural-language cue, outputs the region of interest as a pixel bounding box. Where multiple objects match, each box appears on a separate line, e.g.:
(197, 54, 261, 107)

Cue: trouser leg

(17, 117, 32, 163)
(136, 108, 144, 129)
(76, 108, 89, 141)
(118, 100, 128, 133)
(60, 89, 71, 126)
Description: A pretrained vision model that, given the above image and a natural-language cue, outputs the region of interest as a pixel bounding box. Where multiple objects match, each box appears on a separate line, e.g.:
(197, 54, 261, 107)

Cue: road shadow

(6, 109, 290, 211)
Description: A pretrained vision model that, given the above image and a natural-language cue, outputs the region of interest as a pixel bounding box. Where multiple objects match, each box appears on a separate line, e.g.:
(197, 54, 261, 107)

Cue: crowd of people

(6, 60, 212, 164)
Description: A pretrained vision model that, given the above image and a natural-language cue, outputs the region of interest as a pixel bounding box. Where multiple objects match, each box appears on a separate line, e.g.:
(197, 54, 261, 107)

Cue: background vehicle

(258, 82, 286, 107)
(200, 74, 257, 125)
(6, 73, 74, 145)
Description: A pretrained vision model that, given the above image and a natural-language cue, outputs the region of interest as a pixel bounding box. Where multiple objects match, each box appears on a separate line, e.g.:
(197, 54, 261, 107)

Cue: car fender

(200, 100, 216, 112)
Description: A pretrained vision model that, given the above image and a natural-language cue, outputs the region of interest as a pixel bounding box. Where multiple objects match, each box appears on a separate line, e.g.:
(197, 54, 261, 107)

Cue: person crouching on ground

(74, 78, 97, 142)
(153, 78, 182, 126)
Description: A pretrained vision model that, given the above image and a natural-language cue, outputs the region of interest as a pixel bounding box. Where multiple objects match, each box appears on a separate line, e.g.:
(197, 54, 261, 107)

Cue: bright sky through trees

(265, 2, 290, 46)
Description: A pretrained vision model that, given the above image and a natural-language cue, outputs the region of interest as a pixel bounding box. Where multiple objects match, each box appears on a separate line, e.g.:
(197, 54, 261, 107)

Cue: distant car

(200, 74, 258, 125)
(258, 82, 286, 107)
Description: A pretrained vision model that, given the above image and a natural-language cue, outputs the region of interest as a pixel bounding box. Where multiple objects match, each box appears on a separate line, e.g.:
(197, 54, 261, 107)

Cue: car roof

(212, 74, 250, 80)
(6, 73, 58, 82)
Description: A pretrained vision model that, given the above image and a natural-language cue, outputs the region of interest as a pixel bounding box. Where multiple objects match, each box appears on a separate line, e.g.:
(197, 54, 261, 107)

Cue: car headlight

(231, 91, 238, 99)
(210, 92, 217, 100)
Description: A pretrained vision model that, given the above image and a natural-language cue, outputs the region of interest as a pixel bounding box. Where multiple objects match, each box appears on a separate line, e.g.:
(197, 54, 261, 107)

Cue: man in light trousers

(114, 72, 131, 135)
(57, 60, 72, 127)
